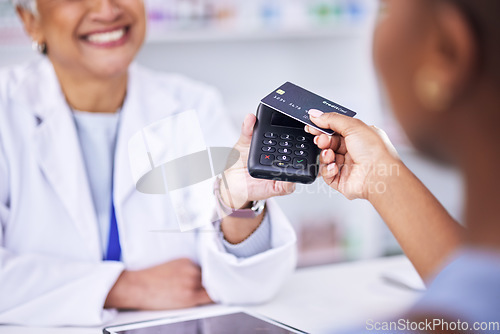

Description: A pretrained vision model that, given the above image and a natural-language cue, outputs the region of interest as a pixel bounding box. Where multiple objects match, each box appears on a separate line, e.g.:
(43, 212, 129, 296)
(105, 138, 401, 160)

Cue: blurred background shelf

(145, 27, 366, 43)
(0, 0, 374, 45)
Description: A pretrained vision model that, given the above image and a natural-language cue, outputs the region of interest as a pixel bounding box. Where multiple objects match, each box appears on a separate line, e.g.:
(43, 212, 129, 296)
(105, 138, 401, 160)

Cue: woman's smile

(80, 25, 131, 48)
(22, 0, 147, 80)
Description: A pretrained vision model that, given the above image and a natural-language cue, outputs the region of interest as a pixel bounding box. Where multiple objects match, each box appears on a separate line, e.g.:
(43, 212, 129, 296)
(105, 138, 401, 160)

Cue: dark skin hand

(306, 111, 463, 281)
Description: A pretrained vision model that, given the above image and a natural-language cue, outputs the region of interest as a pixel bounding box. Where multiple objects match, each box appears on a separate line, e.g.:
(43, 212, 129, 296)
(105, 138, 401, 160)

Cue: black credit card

(261, 82, 357, 135)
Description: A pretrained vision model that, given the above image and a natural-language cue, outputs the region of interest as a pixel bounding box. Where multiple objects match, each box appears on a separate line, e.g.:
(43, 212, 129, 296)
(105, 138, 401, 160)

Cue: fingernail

(304, 126, 310, 133)
(322, 150, 328, 158)
(313, 136, 319, 145)
(327, 163, 336, 172)
(308, 109, 324, 118)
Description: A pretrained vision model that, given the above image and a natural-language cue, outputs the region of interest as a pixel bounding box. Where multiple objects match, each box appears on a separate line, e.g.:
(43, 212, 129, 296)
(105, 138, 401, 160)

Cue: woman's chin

(84, 58, 133, 79)
(76, 38, 142, 79)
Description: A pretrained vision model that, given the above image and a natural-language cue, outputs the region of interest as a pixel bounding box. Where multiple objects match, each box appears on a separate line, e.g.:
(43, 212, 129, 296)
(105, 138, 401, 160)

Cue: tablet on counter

(103, 309, 307, 334)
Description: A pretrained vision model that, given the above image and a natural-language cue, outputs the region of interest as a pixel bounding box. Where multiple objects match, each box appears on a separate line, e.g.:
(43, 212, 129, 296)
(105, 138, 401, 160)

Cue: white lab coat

(0, 58, 297, 327)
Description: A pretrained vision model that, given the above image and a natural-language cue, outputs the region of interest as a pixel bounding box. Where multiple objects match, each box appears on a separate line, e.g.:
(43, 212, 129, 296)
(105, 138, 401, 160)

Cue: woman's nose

(88, 0, 123, 22)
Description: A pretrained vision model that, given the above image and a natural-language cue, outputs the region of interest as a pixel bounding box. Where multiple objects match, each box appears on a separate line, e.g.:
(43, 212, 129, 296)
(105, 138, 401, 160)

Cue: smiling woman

(14, 0, 146, 113)
(0, 0, 298, 327)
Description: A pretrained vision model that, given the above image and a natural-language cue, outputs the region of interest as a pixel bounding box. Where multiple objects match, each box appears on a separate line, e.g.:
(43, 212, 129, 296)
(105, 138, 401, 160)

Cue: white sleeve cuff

(219, 214, 272, 258)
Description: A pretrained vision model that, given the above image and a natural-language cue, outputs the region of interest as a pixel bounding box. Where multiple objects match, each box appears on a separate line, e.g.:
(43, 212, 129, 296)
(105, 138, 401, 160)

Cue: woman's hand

(307, 110, 463, 280)
(105, 258, 212, 310)
(306, 109, 400, 201)
(220, 114, 296, 210)
(218, 113, 296, 244)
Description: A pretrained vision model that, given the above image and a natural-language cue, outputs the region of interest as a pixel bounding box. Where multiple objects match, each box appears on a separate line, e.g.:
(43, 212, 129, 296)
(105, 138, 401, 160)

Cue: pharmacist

(0, 0, 297, 326)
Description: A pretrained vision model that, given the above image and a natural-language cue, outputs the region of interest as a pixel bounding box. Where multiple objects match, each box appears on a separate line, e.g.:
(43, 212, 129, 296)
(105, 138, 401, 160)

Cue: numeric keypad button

(277, 155, 292, 162)
(279, 141, 293, 148)
(263, 139, 277, 146)
(296, 136, 307, 142)
(295, 150, 308, 157)
(278, 148, 292, 154)
(280, 134, 294, 140)
(262, 146, 276, 153)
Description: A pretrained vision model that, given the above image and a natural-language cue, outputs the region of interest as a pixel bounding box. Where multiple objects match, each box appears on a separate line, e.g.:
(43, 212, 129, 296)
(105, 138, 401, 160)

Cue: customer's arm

(307, 110, 464, 281)
(366, 157, 463, 280)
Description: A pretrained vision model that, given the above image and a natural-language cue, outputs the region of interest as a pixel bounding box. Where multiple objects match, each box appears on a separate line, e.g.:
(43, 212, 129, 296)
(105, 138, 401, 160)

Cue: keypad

(260, 132, 313, 169)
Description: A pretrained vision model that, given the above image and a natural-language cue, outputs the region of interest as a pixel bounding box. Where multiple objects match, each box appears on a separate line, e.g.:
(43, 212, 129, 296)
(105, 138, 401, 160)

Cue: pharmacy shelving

(0, 0, 376, 46)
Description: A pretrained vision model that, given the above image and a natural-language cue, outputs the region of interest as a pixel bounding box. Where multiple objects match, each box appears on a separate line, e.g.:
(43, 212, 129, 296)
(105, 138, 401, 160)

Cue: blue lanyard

(105, 199, 122, 261)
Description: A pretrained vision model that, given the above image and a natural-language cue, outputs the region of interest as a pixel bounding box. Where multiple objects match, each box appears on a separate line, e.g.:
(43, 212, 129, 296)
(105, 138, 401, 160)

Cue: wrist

(220, 184, 250, 210)
(214, 175, 266, 219)
(365, 154, 405, 203)
(105, 270, 143, 310)
(221, 207, 266, 244)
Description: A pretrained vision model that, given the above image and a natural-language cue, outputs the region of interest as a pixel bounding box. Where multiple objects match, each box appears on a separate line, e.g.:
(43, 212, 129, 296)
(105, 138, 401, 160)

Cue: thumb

(309, 109, 365, 138)
(236, 113, 257, 147)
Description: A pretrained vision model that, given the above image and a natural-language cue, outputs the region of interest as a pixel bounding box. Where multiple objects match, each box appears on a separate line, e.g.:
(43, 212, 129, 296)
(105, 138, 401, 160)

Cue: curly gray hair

(11, 0, 37, 14)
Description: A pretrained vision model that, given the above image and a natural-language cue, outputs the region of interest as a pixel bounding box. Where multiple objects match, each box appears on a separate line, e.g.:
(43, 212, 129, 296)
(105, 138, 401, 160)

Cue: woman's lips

(80, 26, 130, 48)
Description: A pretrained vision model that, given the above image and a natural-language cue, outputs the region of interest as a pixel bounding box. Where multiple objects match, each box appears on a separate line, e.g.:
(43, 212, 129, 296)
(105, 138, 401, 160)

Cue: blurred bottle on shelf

(144, 0, 373, 40)
(1, 0, 373, 44)
(297, 217, 345, 268)
(308, 0, 367, 25)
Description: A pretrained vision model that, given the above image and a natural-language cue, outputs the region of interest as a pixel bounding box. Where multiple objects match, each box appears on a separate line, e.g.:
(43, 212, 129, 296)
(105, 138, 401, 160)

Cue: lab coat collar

(29, 58, 102, 259)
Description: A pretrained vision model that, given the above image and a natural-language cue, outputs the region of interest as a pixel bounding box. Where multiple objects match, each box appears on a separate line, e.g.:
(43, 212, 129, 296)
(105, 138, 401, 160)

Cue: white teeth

(86, 28, 125, 44)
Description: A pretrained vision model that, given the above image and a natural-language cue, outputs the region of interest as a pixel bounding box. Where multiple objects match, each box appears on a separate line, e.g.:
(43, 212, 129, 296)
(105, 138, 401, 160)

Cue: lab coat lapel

(30, 60, 101, 259)
(113, 64, 180, 208)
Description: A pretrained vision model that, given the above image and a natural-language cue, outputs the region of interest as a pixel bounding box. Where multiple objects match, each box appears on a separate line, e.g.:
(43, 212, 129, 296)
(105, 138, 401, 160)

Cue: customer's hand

(220, 114, 296, 210)
(105, 258, 212, 310)
(306, 109, 400, 201)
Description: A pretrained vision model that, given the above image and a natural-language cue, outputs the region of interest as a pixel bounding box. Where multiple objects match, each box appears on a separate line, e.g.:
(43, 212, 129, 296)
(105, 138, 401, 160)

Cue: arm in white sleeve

(193, 86, 297, 305)
(0, 251, 124, 326)
(220, 214, 272, 258)
(199, 199, 297, 305)
(0, 135, 124, 327)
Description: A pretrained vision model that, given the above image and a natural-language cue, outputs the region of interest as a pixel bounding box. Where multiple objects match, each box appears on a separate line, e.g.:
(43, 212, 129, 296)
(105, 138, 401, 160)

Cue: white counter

(0, 255, 423, 334)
